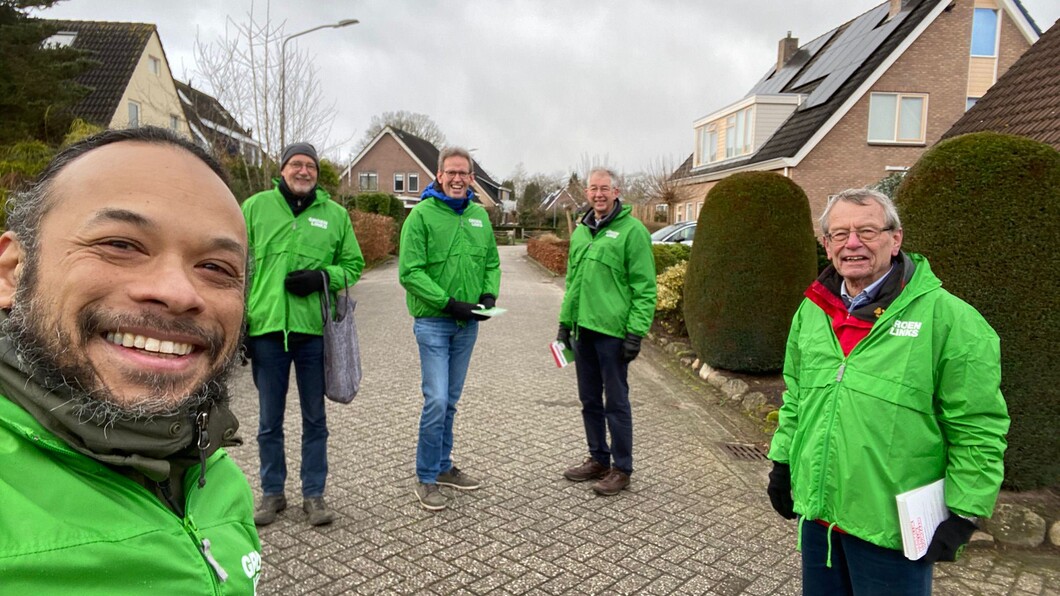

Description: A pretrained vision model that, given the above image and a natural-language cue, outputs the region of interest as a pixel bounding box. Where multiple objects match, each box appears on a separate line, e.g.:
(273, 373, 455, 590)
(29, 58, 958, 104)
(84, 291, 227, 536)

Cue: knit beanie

(280, 142, 319, 170)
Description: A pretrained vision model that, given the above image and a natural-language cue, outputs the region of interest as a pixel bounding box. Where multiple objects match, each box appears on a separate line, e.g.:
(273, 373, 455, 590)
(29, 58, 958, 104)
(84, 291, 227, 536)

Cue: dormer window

(692, 94, 801, 169)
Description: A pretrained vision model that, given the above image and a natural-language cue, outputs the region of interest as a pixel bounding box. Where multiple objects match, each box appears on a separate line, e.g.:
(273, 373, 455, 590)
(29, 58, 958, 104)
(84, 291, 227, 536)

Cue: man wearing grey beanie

(242, 142, 365, 526)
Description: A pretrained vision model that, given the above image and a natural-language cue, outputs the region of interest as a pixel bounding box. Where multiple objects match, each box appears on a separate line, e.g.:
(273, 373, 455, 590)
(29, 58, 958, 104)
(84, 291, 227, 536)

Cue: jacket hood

(0, 313, 238, 483)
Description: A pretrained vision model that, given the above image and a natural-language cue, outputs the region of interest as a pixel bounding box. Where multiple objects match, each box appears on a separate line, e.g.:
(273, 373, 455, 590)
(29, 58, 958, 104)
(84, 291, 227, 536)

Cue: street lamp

(279, 18, 359, 150)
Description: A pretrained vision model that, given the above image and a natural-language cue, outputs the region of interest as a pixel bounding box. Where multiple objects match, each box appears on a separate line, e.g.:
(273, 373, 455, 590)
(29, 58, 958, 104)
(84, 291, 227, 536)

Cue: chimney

(888, 0, 903, 19)
(777, 31, 799, 72)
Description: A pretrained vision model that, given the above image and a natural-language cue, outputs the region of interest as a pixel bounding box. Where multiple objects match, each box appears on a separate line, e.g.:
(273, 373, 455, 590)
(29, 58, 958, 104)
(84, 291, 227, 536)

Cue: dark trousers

(572, 328, 633, 475)
(801, 520, 933, 595)
(249, 333, 329, 498)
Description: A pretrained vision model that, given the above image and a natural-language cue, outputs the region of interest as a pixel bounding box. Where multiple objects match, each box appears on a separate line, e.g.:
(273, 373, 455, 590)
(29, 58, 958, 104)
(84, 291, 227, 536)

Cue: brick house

(943, 19, 1060, 148)
(339, 126, 510, 210)
(43, 20, 190, 135)
(669, 0, 1039, 229)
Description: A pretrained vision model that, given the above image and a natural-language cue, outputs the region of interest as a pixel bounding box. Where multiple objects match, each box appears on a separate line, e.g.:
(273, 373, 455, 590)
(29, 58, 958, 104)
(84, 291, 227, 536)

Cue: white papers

(550, 341, 574, 368)
(896, 478, 947, 560)
(471, 307, 507, 317)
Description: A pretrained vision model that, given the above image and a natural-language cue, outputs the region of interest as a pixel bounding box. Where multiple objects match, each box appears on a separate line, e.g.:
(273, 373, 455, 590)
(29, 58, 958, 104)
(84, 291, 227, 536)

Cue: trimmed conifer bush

(895, 132, 1060, 491)
(683, 172, 817, 372)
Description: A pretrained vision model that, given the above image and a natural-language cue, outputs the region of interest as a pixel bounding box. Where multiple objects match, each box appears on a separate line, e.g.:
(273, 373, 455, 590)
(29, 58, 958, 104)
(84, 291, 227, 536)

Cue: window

(653, 204, 668, 223)
(149, 56, 161, 75)
(169, 114, 179, 130)
(358, 172, 378, 191)
(867, 93, 926, 143)
(685, 203, 693, 222)
(394, 173, 405, 193)
(724, 107, 753, 159)
(696, 201, 703, 218)
(971, 8, 999, 57)
(408, 173, 420, 193)
(675, 210, 683, 223)
(708, 128, 718, 163)
(128, 101, 140, 128)
(725, 115, 737, 158)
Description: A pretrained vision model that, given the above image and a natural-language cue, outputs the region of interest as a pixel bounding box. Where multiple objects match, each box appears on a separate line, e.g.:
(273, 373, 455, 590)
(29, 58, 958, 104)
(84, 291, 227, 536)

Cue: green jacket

(398, 197, 501, 317)
(768, 253, 1009, 550)
(242, 182, 364, 337)
(560, 205, 657, 338)
(0, 395, 262, 595)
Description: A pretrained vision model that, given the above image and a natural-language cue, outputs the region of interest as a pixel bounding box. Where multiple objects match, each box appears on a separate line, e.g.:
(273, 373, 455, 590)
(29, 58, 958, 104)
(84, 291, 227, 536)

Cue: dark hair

(5, 126, 230, 257)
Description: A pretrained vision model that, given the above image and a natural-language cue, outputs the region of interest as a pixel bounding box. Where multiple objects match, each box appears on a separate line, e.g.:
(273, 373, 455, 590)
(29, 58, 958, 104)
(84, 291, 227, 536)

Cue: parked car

(651, 221, 696, 245)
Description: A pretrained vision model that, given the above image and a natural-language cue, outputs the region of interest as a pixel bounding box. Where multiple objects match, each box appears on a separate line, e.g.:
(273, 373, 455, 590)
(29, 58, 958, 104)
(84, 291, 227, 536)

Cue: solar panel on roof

(749, 31, 835, 96)
(796, 3, 913, 108)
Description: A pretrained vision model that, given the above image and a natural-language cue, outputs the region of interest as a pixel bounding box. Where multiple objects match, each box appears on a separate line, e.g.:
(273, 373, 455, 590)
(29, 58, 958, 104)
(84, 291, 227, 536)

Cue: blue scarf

(421, 181, 472, 214)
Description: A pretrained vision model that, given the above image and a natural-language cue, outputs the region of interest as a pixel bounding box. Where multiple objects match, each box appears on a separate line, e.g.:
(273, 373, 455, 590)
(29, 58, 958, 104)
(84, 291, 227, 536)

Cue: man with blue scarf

(398, 146, 501, 511)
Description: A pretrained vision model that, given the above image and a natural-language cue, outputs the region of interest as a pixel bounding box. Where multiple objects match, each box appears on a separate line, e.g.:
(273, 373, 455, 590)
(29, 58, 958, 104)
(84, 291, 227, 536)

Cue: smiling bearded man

(0, 127, 262, 595)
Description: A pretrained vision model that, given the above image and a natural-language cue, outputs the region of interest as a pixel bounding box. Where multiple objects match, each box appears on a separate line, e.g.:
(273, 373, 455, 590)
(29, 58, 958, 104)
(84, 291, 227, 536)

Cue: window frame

(970, 8, 1000, 58)
(407, 173, 420, 193)
(149, 55, 161, 75)
(393, 173, 405, 193)
(128, 101, 141, 128)
(867, 92, 928, 144)
(358, 171, 378, 191)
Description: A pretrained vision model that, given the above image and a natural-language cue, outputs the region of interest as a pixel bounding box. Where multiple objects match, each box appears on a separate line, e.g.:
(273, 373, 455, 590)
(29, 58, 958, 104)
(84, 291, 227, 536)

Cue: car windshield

(651, 223, 688, 241)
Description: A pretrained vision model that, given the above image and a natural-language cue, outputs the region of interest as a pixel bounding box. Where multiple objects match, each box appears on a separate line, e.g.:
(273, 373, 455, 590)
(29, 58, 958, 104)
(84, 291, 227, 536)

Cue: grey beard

(2, 274, 236, 427)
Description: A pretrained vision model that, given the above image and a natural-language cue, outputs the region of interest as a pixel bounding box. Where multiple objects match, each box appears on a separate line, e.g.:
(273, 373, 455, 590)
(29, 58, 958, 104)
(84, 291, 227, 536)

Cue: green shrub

(683, 171, 817, 373)
(895, 131, 1060, 490)
(652, 243, 691, 274)
(0, 140, 54, 231)
(655, 261, 688, 336)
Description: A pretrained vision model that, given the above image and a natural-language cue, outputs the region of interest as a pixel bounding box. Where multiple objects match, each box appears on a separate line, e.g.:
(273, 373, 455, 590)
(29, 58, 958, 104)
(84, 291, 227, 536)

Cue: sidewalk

(225, 244, 1059, 595)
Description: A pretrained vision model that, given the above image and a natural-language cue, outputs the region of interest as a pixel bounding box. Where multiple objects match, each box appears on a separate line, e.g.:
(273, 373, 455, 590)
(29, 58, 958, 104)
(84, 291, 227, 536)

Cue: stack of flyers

(550, 341, 574, 368)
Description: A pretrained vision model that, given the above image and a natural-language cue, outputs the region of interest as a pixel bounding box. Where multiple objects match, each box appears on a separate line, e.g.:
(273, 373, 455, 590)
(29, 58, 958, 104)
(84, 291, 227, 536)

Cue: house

(670, 0, 1039, 228)
(339, 126, 511, 210)
(942, 19, 1060, 149)
(43, 20, 189, 135)
(175, 80, 263, 166)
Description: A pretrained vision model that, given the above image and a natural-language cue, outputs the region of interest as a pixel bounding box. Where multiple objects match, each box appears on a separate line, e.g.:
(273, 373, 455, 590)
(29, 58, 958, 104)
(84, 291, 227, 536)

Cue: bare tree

(354, 111, 446, 155)
(193, 1, 342, 173)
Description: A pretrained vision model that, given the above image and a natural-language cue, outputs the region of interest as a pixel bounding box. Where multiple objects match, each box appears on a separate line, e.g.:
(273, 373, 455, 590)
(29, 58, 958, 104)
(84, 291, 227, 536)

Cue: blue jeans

(249, 333, 329, 498)
(414, 318, 478, 483)
(801, 520, 933, 595)
(572, 328, 633, 475)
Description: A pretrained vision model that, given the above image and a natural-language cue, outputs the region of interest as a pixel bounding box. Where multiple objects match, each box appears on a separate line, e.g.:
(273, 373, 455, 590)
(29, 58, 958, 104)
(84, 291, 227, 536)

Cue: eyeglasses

(824, 226, 894, 244)
(443, 170, 471, 179)
(286, 161, 318, 172)
(587, 186, 613, 194)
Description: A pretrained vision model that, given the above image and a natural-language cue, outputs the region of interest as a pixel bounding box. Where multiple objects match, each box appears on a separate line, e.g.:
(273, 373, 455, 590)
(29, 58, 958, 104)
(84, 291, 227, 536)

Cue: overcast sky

(35, 0, 1059, 181)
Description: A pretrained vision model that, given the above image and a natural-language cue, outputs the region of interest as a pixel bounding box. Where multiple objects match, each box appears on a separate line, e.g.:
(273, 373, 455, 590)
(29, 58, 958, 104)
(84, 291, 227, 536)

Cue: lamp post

(279, 18, 359, 150)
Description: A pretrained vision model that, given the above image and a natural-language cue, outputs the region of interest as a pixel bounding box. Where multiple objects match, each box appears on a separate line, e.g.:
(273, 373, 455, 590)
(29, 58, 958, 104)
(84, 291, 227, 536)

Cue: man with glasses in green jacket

(767, 188, 1009, 595)
(399, 146, 501, 512)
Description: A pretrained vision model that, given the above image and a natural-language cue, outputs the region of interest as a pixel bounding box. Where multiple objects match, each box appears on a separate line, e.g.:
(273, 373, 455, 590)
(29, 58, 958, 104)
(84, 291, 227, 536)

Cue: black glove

(557, 325, 572, 350)
(442, 298, 478, 321)
(472, 294, 496, 321)
(284, 269, 327, 297)
(767, 462, 797, 520)
(924, 514, 977, 562)
(620, 333, 642, 362)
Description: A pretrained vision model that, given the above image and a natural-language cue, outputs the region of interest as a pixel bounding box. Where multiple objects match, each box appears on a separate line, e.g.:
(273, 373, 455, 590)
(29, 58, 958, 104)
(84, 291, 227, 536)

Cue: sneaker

(436, 466, 481, 491)
(563, 457, 610, 482)
(302, 496, 336, 526)
(253, 494, 287, 526)
(593, 469, 631, 496)
(414, 482, 448, 511)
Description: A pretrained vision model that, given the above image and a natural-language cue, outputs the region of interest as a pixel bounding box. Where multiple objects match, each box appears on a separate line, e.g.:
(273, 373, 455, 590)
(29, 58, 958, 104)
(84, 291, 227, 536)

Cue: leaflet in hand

(550, 341, 574, 368)
(471, 307, 507, 317)
(896, 478, 947, 560)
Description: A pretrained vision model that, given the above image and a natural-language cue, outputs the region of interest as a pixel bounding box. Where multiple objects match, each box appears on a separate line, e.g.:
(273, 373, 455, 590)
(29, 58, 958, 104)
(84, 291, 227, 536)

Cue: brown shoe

(563, 457, 610, 482)
(592, 469, 630, 496)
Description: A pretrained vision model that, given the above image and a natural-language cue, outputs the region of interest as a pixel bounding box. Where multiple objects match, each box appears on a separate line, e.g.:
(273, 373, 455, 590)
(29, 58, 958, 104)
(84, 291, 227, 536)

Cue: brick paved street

(225, 245, 1060, 595)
